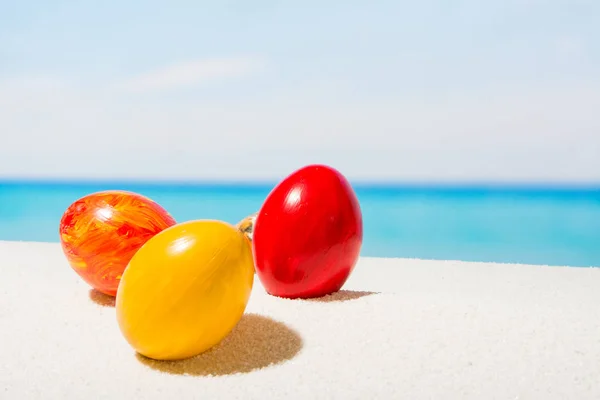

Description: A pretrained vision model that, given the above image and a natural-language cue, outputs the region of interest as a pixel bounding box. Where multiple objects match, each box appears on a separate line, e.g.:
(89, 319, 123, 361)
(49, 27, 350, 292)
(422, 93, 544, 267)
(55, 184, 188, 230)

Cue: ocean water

(0, 181, 599, 267)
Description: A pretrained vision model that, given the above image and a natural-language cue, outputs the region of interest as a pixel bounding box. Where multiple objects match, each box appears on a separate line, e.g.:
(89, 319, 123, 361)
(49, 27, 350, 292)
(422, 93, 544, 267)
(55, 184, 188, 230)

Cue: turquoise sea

(0, 181, 598, 267)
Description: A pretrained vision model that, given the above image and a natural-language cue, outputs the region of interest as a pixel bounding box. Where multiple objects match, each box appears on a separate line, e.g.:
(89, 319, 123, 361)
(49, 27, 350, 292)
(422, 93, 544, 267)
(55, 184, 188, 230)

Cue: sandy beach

(1, 240, 600, 399)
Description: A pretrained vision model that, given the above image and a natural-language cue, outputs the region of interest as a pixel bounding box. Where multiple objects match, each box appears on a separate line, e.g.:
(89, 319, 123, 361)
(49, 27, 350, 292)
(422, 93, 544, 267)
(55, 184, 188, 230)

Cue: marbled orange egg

(59, 190, 176, 296)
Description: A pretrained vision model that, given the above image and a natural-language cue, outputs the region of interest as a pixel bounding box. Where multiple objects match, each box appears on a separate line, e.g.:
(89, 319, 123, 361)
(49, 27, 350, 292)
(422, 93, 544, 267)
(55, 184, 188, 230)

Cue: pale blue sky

(1, 1, 599, 182)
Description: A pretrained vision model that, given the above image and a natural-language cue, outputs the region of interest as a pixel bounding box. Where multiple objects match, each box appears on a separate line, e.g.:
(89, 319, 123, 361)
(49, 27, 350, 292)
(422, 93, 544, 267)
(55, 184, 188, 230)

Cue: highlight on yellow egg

(115, 219, 255, 361)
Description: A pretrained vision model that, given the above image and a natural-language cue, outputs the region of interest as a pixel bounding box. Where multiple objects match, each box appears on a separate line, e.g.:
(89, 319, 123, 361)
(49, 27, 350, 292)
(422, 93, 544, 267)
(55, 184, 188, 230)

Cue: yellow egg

(115, 219, 254, 361)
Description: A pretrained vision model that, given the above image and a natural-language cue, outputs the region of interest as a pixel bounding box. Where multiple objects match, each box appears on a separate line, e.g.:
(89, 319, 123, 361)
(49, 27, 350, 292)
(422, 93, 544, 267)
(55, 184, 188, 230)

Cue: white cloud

(117, 56, 267, 93)
(555, 36, 586, 59)
(1, 74, 599, 183)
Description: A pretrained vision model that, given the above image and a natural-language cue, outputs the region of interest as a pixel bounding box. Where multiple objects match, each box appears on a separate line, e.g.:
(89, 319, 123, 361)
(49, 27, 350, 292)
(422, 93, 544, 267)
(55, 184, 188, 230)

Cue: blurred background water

(1, 181, 598, 267)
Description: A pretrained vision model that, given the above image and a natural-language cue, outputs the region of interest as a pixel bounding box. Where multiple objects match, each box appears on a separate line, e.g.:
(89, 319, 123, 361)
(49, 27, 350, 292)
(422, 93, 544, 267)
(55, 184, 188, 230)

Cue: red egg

(253, 164, 363, 299)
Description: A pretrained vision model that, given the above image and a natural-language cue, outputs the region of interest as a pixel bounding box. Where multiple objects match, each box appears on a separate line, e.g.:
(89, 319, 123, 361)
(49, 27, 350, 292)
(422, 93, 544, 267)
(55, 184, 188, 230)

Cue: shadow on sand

(136, 313, 303, 376)
(88, 289, 115, 307)
(301, 290, 379, 303)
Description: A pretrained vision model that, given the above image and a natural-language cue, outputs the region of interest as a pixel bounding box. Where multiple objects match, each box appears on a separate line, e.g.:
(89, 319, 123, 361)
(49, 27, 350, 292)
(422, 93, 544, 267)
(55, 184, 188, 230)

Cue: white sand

(1, 241, 600, 399)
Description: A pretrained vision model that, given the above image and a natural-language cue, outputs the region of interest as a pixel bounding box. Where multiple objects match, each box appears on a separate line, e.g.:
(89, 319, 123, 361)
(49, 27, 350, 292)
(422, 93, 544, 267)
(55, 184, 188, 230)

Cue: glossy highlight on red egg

(252, 164, 363, 299)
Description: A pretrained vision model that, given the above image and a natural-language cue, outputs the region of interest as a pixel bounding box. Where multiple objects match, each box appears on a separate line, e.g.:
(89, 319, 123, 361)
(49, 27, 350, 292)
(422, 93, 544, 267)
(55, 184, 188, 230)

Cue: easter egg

(253, 164, 363, 299)
(115, 219, 255, 361)
(59, 191, 176, 296)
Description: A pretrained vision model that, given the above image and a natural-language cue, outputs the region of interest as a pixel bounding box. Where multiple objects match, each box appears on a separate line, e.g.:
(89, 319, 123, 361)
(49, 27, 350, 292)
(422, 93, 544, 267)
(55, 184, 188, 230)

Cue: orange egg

(59, 190, 176, 296)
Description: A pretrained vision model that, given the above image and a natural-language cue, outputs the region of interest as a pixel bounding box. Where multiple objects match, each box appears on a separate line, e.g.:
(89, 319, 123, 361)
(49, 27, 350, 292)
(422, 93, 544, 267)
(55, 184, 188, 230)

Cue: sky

(1, 0, 599, 183)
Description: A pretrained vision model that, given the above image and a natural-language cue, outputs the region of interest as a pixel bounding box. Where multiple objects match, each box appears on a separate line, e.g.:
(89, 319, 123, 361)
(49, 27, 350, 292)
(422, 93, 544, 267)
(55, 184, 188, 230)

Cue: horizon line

(1, 177, 599, 192)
